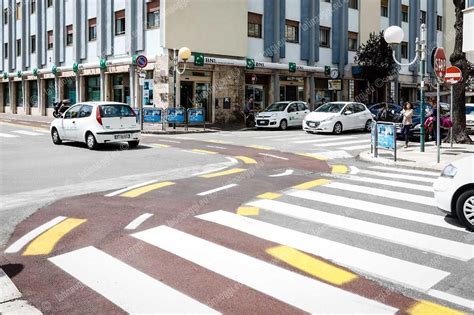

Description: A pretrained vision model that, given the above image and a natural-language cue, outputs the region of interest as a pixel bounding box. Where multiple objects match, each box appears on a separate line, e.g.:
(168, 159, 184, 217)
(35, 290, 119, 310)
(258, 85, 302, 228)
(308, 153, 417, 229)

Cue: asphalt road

(1, 120, 473, 314)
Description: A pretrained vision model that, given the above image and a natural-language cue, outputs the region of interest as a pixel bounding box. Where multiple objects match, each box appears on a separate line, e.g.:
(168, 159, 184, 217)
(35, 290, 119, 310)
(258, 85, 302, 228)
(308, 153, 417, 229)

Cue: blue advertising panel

(143, 108, 161, 123)
(188, 108, 205, 123)
(376, 124, 395, 150)
(167, 108, 185, 123)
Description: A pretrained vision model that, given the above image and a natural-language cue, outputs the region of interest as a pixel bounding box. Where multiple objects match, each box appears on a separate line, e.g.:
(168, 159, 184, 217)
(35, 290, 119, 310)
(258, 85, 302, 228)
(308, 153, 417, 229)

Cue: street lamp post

(172, 47, 192, 129)
(384, 24, 427, 152)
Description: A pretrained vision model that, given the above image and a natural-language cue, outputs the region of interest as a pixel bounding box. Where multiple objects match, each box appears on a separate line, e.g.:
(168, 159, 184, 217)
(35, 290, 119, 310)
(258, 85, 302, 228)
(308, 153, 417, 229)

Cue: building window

(47, 0, 53, 8)
(46, 79, 55, 107)
(349, 32, 358, 51)
(30, 82, 38, 107)
(348, 0, 358, 10)
(115, 10, 125, 35)
(66, 25, 73, 46)
(16, 82, 23, 107)
(88, 18, 97, 41)
(86, 76, 101, 101)
(4, 43, 7, 58)
(16, 39, 21, 56)
(421, 10, 426, 23)
(3, 8, 7, 24)
(146, 0, 160, 29)
(285, 20, 299, 43)
(16, 2, 21, 20)
(31, 0, 36, 14)
(47, 30, 53, 50)
(320, 27, 330, 48)
(437, 15, 443, 31)
(381, 0, 388, 17)
(30, 35, 36, 53)
(248, 12, 262, 38)
(3, 83, 10, 106)
(401, 42, 408, 59)
(402, 5, 408, 22)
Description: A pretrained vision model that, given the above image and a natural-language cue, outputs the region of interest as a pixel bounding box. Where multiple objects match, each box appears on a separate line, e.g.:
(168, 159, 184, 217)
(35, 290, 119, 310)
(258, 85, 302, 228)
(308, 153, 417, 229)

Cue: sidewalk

(359, 141, 474, 171)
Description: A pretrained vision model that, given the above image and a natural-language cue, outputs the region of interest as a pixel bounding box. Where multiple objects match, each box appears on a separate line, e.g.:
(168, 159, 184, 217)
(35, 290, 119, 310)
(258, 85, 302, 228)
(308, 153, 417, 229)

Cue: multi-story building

(0, 0, 446, 123)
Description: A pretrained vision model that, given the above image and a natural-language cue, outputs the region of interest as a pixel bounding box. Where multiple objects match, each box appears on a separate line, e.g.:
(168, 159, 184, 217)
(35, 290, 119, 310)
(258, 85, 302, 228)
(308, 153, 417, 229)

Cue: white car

(466, 103, 474, 133)
(433, 156, 474, 230)
(255, 101, 310, 130)
(50, 101, 141, 150)
(303, 102, 373, 134)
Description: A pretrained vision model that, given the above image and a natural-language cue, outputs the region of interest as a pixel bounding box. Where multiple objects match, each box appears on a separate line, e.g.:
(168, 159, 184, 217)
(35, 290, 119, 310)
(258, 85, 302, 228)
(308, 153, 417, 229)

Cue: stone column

(39, 78, 46, 116)
(0, 83, 4, 113)
(10, 81, 17, 114)
(100, 69, 106, 101)
(24, 80, 31, 115)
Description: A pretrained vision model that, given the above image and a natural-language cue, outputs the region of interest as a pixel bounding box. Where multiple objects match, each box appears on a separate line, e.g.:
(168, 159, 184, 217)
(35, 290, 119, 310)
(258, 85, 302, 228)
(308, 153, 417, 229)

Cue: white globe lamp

(383, 26, 404, 45)
(178, 47, 192, 61)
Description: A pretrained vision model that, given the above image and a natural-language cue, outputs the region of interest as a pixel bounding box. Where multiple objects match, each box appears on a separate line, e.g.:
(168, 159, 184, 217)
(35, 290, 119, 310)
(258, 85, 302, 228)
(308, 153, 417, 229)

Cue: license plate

(309, 122, 316, 127)
(115, 134, 131, 140)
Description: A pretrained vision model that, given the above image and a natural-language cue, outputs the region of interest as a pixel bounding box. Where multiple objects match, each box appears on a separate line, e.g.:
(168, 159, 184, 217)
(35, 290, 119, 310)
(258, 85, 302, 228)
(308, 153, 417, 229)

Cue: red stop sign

(434, 48, 446, 81)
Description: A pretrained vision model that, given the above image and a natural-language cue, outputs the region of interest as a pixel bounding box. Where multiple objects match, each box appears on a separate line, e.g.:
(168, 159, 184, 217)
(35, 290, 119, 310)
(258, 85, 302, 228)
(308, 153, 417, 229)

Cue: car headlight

(321, 117, 333, 123)
(270, 113, 277, 118)
(413, 124, 421, 129)
(441, 164, 457, 178)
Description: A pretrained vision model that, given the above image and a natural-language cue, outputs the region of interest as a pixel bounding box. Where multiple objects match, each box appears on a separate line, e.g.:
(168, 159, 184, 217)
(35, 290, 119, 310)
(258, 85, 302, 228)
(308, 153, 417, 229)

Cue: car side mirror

(344, 111, 352, 115)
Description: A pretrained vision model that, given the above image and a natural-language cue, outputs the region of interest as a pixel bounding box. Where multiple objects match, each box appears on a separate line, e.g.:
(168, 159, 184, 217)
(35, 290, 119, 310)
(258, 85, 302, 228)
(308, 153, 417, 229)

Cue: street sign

(445, 66, 462, 85)
(136, 55, 148, 69)
(246, 58, 255, 70)
(194, 54, 204, 66)
(289, 62, 297, 73)
(434, 47, 446, 81)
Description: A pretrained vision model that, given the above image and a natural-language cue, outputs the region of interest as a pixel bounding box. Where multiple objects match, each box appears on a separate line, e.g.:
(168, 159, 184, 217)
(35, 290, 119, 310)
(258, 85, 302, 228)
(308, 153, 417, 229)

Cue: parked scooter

(53, 99, 72, 118)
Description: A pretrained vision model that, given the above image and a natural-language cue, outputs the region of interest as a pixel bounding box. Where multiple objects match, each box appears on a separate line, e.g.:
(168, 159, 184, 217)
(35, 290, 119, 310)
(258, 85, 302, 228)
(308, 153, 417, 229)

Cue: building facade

(1, 0, 446, 123)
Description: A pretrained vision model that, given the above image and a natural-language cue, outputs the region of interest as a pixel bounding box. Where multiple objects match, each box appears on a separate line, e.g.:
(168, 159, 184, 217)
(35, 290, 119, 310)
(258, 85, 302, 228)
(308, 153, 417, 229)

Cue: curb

(357, 150, 445, 172)
(142, 130, 219, 135)
(0, 268, 42, 314)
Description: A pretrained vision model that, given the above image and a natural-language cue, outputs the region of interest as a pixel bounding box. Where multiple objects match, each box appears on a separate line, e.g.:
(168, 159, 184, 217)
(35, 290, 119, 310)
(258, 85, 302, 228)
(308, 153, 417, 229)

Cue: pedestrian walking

(377, 103, 389, 121)
(401, 102, 414, 148)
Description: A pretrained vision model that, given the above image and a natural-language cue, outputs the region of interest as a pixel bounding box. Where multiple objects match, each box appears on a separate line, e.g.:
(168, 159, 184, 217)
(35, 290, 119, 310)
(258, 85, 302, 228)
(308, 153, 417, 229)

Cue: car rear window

(100, 105, 136, 117)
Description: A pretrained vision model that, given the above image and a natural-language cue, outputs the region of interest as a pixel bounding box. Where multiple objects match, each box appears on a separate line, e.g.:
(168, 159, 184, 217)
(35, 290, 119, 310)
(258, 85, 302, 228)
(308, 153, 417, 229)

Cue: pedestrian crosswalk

(0, 130, 47, 138)
(44, 164, 473, 313)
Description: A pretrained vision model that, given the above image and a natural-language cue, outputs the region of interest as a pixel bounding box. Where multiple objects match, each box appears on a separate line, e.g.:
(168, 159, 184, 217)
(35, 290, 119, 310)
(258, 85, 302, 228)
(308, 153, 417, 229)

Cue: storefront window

(16, 82, 23, 107)
(4, 83, 10, 106)
(86, 76, 100, 101)
(46, 79, 56, 107)
(30, 81, 38, 107)
(112, 74, 130, 104)
(64, 77, 76, 104)
(315, 78, 333, 106)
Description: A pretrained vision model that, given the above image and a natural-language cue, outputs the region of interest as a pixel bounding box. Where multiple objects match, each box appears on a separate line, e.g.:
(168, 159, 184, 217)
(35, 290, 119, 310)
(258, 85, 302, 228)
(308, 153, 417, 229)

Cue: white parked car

(50, 102, 141, 150)
(466, 103, 474, 133)
(433, 156, 474, 230)
(303, 102, 373, 134)
(255, 101, 310, 130)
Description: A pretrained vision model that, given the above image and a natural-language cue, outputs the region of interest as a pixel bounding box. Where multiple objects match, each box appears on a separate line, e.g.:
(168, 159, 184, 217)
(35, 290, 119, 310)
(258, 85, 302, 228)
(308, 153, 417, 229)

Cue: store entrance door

(245, 85, 265, 111)
(180, 81, 193, 108)
(112, 74, 130, 104)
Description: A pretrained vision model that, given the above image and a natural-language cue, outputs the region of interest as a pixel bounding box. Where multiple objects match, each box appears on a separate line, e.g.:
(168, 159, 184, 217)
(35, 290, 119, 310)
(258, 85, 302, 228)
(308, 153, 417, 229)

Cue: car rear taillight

(96, 106, 102, 125)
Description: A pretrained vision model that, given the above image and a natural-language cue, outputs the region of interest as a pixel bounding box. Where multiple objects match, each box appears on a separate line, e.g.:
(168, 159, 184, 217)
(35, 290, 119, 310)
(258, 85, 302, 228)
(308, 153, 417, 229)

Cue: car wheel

(456, 190, 474, 230)
(86, 132, 98, 150)
(333, 122, 343, 135)
(128, 140, 140, 148)
(51, 128, 62, 145)
(364, 120, 373, 132)
(280, 119, 288, 130)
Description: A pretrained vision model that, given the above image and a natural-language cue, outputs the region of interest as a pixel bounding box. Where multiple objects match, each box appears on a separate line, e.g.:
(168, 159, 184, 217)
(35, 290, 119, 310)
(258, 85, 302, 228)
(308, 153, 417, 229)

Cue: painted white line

(124, 213, 154, 230)
(105, 180, 158, 197)
(288, 189, 463, 232)
(323, 182, 436, 206)
(370, 166, 440, 177)
(310, 150, 353, 159)
(326, 174, 433, 192)
(269, 169, 294, 177)
(192, 166, 229, 177)
(156, 139, 181, 144)
(342, 144, 371, 151)
(4, 216, 67, 253)
(358, 169, 435, 183)
(293, 136, 355, 144)
(248, 199, 474, 261)
(182, 150, 206, 155)
(12, 130, 43, 136)
(206, 145, 227, 150)
(49, 246, 218, 314)
(316, 139, 371, 147)
(427, 289, 474, 310)
(0, 133, 19, 138)
(197, 211, 450, 292)
(349, 166, 360, 174)
(133, 226, 397, 314)
(197, 184, 238, 196)
(255, 134, 299, 140)
(258, 153, 288, 160)
(0, 268, 22, 303)
(33, 129, 51, 134)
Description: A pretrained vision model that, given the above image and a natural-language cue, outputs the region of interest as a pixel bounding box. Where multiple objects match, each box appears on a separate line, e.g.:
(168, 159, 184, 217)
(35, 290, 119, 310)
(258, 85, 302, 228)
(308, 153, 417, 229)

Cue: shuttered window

(248, 12, 262, 38)
(115, 10, 125, 35)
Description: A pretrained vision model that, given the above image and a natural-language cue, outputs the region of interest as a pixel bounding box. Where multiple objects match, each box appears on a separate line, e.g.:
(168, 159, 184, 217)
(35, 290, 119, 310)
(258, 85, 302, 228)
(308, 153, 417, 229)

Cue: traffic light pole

(419, 24, 427, 152)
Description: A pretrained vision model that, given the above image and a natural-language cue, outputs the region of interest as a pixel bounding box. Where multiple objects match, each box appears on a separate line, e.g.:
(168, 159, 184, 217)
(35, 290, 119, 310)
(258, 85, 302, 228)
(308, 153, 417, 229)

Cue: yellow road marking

(267, 245, 358, 286)
(237, 207, 260, 216)
(331, 165, 349, 174)
(257, 192, 282, 200)
(407, 300, 466, 315)
(22, 218, 87, 256)
(296, 153, 329, 161)
(192, 149, 218, 154)
(205, 140, 230, 144)
(245, 145, 273, 150)
(293, 179, 330, 190)
(235, 156, 257, 164)
(120, 181, 175, 198)
(199, 168, 246, 178)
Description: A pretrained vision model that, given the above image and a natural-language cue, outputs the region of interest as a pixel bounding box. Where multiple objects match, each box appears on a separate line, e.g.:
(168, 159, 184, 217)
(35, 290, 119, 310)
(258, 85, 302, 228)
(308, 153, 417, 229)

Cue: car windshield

(100, 104, 136, 117)
(413, 104, 432, 116)
(315, 102, 345, 113)
(466, 106, 474, 115)
(264, 102, 290, 112)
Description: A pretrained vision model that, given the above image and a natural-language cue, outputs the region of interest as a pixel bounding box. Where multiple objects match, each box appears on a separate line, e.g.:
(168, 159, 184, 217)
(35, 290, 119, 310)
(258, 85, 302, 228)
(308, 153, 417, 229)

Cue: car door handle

(72, 121, 76, 124)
